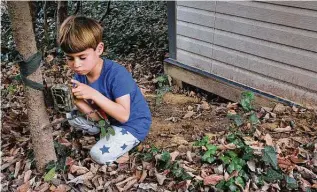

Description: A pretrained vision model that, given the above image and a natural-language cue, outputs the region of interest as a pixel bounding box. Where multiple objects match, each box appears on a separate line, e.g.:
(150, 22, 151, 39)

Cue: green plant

(155, 74, 171, 105)
(98, 119, 115, 140)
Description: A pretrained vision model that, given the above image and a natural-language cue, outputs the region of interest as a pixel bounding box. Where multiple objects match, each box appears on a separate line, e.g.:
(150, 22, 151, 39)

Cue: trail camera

(50, 84, 74, 113)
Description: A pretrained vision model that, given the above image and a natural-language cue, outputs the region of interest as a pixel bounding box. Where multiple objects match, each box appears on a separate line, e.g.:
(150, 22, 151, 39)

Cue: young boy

(58, 16, 152, 164)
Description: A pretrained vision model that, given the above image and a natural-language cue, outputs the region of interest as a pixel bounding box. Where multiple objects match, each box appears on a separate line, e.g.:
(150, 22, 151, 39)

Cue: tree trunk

(7, 1, 56, 172)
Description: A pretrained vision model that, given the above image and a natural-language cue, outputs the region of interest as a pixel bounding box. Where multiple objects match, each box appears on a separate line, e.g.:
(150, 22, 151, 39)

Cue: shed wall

(175, 1, 317, 106)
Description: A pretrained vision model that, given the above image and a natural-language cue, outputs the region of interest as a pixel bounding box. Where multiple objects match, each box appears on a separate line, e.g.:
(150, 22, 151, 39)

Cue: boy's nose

(74, 59, 82, 68)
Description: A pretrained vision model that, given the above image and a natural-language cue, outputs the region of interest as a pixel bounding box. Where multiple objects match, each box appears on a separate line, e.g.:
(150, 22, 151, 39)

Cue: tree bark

(7, 1, 56, 172)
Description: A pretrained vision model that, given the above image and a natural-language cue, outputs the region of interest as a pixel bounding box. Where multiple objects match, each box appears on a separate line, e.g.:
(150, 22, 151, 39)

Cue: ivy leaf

(249, 112, 259, 125)
(206, 144, 217, 153)
(216, 180, 226, 190)
(263, 168, 283, 182)
(235, 176, 245, 188)
(194, 136, 209, 147)
(161, 151, 171, 162)
(226, 151, 238, 158)
(240, 91, 254, 112)
(227, 114, 243, 127)
(285, 176, 298, 190)
(220, 155, 231, 165)
(44, 167, 56, 182)
(142, 153, 153, 162)
(242, 146, 254, 160)
(100, 126, 107, 138)
(227, 158, 245, 173)
(108, 127, 115, 135)
(98, 120, 106, 127)
(262, 146, 278, 169)
(202, 150, 216, 163)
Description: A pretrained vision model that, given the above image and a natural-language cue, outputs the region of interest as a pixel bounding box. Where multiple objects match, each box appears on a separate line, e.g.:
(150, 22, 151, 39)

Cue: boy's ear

(96, 42, 104, 55)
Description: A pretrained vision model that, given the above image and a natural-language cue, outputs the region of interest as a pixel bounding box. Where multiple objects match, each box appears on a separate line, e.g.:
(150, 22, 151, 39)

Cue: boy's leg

(90, 126, 140, 164)
(66, 111, 100, 135)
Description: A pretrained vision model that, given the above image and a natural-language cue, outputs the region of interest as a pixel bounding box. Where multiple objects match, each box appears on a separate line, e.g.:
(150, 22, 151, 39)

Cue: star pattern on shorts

(100, 145, 110, 154)
(121, 143, 128, 150)
(133, 141, 139, 147)
(120, 129, 128, 135)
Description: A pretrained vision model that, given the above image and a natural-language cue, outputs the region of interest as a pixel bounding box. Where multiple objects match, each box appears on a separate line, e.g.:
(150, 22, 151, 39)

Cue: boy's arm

(71, 79, 130, 124)
(73, 99, 102, 121)
(92, 93, 130, 124)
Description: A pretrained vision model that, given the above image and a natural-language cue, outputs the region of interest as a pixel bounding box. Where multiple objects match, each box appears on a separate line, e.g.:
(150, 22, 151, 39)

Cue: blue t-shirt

(74, 59, 152, 141)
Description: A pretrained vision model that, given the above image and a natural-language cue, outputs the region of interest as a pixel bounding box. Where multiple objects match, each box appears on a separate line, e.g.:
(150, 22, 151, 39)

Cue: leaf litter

(1, 55, 317, 191)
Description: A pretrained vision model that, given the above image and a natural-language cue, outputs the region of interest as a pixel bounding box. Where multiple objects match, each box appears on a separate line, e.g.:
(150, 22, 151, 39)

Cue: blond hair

(58, 16, 103, 53)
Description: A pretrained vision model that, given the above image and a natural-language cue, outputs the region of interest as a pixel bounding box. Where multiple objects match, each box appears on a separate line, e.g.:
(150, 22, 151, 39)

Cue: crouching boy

(58, 16, 152, 164)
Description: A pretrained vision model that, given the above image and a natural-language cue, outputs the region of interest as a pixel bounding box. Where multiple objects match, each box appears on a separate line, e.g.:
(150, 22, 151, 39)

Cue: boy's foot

(115, 152, 129, 164)
(66, 112, 100, 135)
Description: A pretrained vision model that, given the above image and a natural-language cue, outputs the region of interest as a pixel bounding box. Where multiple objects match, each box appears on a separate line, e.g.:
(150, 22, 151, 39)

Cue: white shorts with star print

(66, 113, 140, 164)
(89, 125, 140, 164)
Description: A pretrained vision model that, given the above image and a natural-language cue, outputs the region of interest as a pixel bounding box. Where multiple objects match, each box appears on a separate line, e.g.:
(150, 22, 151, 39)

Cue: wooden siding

(175, 1, 317, 106)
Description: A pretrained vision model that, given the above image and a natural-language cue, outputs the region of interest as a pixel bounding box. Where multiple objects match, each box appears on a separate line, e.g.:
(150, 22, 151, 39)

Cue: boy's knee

(89, 145, 104, 164)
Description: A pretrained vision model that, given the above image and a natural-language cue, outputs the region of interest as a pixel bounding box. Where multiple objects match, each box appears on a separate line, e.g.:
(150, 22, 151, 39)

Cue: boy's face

(65, 43, 104, 75)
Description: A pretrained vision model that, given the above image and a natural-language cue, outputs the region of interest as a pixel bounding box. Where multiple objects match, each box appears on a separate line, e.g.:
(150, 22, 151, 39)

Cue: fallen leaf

(16, 182, 30, 192)
(67, 171, 94, 184)
(290, 156, 307, 164)
(264, 134, 273, 146)
(155, 170, 166, 185)
(65, 157, 75, 167)
(273, 126, 292, 132)
(70, 165, 89, 175)
(23, 170, 32, 183)
(262, 107, 273, 112)
(247, 160, 256, 172)
(183, 111, 195, 119)
(186, 151, 193, 162)
(188, 105, 193, 111)
(227, 102, 238, 110)
(116, 153, 130, 164)
(299, 178, 311, 191)
(138, 183, 158, 191)
(201, 101, 211, 110)
(39, 182, 50, 192)
(203, 174, 223, 185)
(14, 161, 21, 178)
(139, 169, 147, 183)
(273, 103, 286, 113)
(45, 54, 54, 63)
(53, 184, 68, 192)
(170, 151, 179, 162)
(296, 165, 317, 180)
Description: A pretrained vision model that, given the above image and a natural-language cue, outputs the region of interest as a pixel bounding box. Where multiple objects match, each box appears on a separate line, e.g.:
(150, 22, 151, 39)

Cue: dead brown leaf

(170, 151, 179, 162)
(116, 153, 130, 164)
(183, 111, 195, 119)
(203, 174, 223, 185)
(273, 126, 292, 132)
(70, 165, 89, 175)
(201, 101, 211, 110)
(155, 170, 166, 185)
(264, 134, 273, 146)
(296, 165, 317, 180)
(53, 184, 68, 192)
(16, 182, 30, 192)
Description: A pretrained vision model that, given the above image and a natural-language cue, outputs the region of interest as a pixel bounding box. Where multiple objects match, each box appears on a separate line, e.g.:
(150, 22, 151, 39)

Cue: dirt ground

(143, 92, 230, 151)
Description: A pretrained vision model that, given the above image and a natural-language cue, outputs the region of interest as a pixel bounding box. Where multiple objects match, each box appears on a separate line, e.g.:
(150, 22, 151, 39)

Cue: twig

(74, 1, 81, 15)
(61, 174, 81, 192)
(98, 1, 111, 24)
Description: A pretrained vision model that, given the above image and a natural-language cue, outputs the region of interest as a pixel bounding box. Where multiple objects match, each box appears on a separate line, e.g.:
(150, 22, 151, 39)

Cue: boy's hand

(71, 79, 98, 100)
